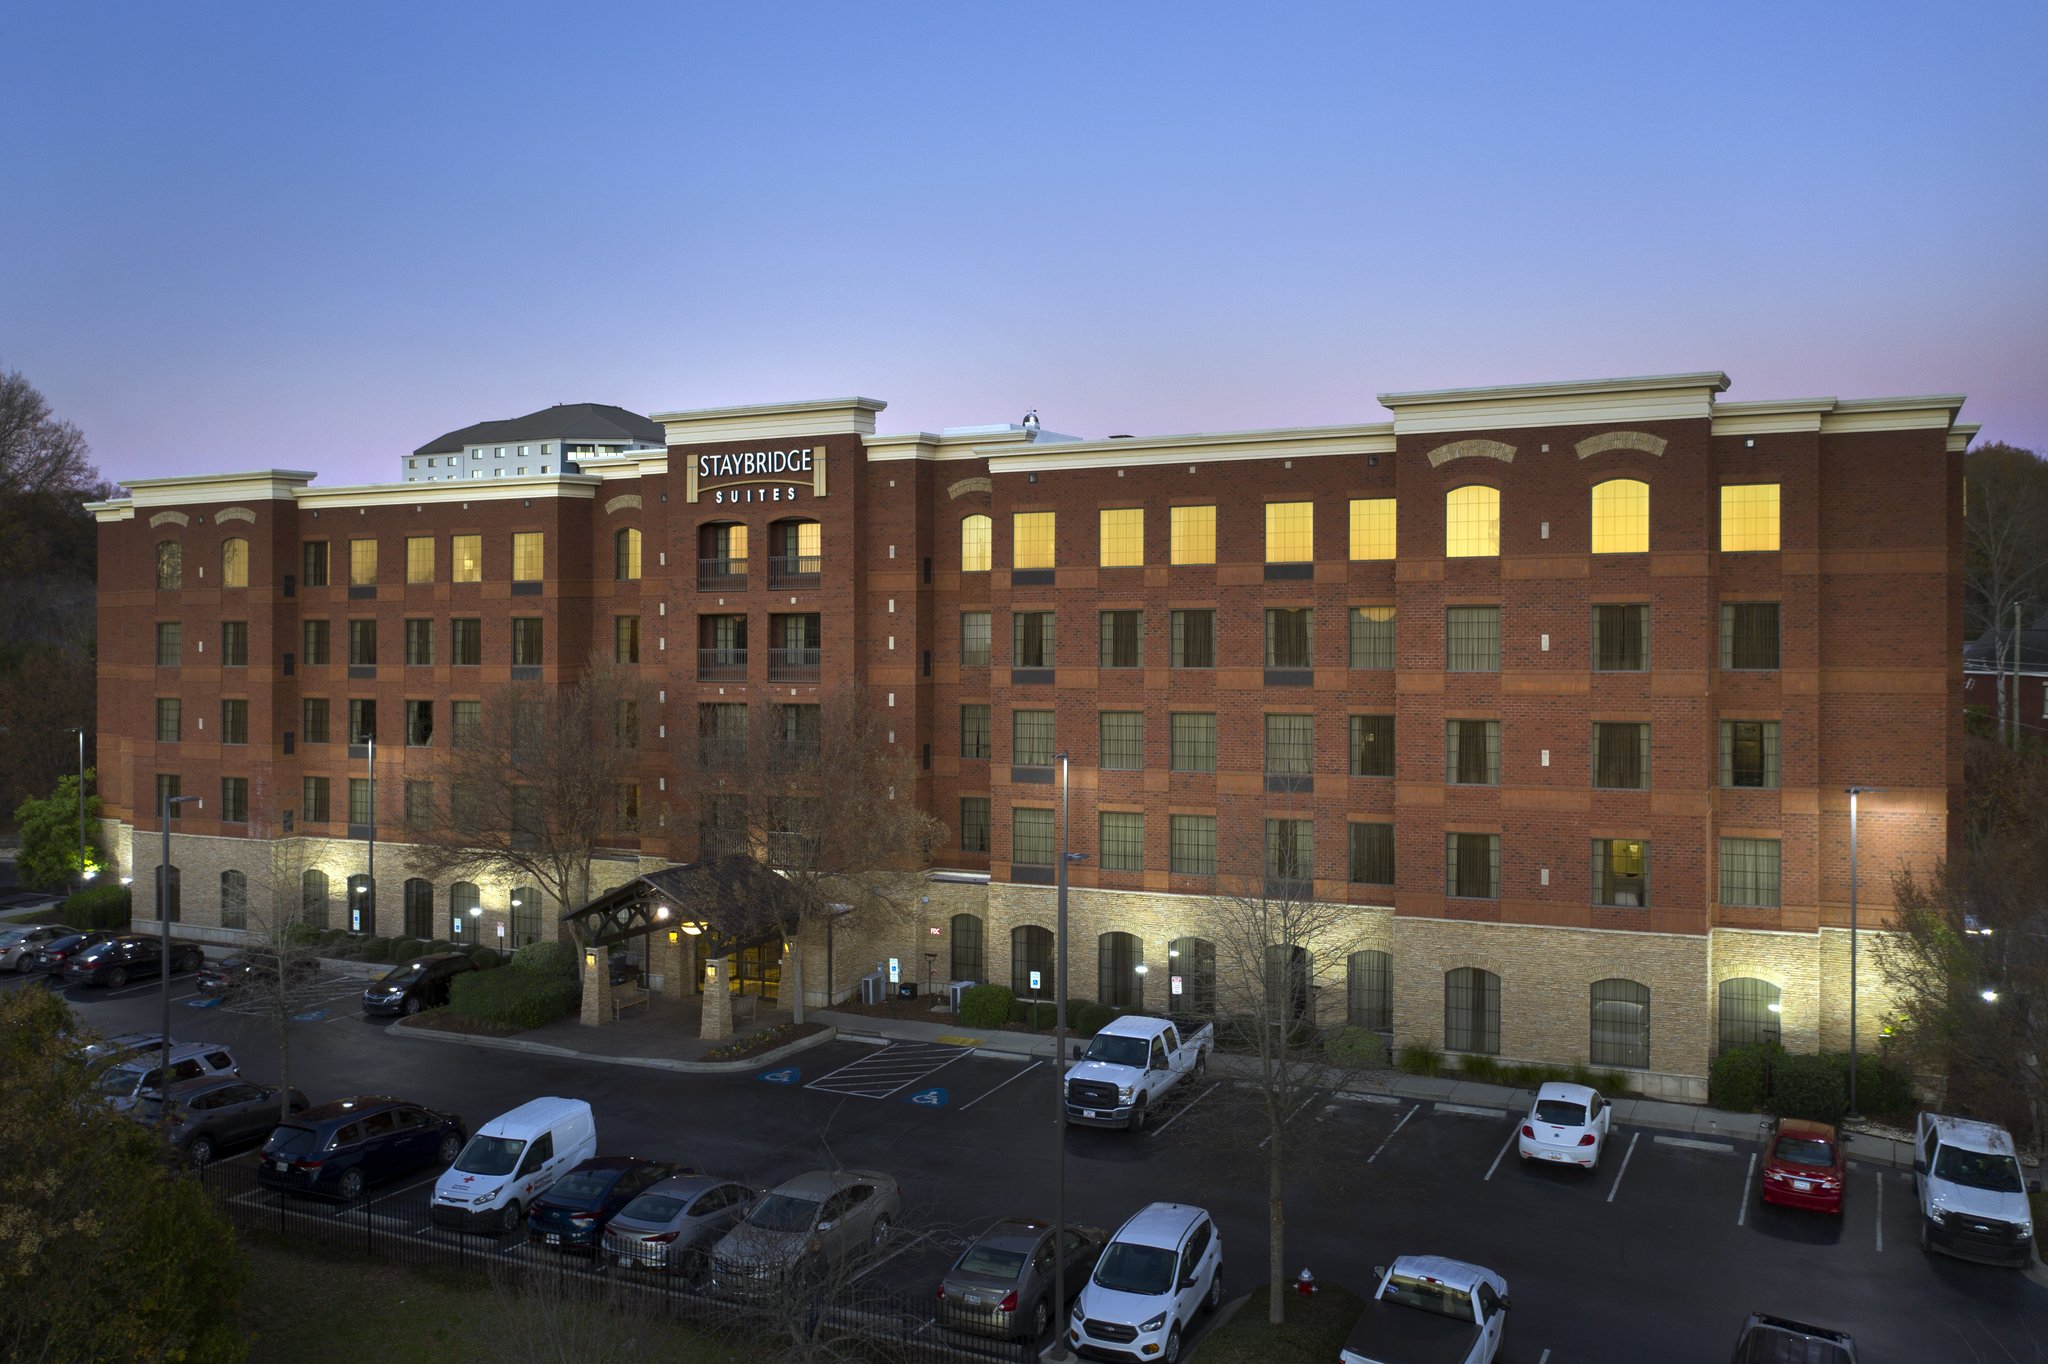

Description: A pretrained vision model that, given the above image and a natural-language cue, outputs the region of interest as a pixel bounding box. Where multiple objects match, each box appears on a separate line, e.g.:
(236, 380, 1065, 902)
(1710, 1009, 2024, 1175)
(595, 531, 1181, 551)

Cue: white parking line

(1655, 1135, 1736, 1154)
(873, 1047, 971, 1099)
(1538, 1350, 1552, 1364)
(958, 1060, 1041, 1111)
(804, 1042, 968, 1098)
(1874, 1169, 1883, 1252)
(1367, 1105, 1418, 1164)
(1605, 1132, 1640, 1203)
(1736, 1152, 1758, 1226)
(1146, 1081, 1219, 1136)
(1484, 1129, 1517, 1181)
(1259, 1091, 1323, 1148)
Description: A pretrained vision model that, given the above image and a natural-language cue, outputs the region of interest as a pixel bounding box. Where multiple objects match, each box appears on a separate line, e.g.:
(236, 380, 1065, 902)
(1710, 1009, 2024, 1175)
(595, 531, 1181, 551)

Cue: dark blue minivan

(257, 1096, 466, 1202)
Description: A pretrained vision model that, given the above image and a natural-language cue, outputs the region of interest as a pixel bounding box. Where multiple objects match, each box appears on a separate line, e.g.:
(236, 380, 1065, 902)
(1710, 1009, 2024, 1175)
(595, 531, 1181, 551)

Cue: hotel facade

(89, 372, 1970, 1098)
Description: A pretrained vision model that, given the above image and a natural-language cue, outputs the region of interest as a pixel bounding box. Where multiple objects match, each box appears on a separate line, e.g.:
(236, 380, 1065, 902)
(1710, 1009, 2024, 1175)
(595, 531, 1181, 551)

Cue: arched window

(301, 869, 330, 930)
(1590, 979, 1650, 1068)
(156, 541, 183, 590)
(614, 527, 642, 581)
(346, 874, 374, 933)
(1011, 925, 1054, 998)
(221, 538, 248, 588)
(403, 877, 434, 941)
(949, 913, 985, 983)
(769, 519, 822, 586)
(698, 523, 748, 587)
(1098, 932, 1145, 1010)
(220, 869, 247, 931)
(1590, 478, 1649, 554)
(510, 885, 542, 948)
(1718, 977, 1782, 1054)
(1264, 944, 1313, 1027)
(1444, 486, 1500, 559)
(1444, 967, 1500, 1054)
(961, 514, 992, 573)
(1167, 937, 1217, 1016)
(158, 864, 182, 923)
(1347, 949, 1392, 1032)
(449, 881, 480, 940)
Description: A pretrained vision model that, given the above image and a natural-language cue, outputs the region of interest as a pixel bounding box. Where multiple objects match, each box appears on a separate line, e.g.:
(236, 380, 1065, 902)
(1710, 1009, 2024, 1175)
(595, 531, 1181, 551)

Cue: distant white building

(404, 402, 664, 482)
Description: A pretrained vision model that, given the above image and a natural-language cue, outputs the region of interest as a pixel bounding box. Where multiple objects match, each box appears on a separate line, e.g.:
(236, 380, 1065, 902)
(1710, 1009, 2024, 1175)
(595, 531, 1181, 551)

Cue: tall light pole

(66, 726, 87, 890)
(360, 734, 375, 934)
(1051, 751, 1087, 1351)
(159, 787, 201, 1125)
(1844, 785, 1885, 1124)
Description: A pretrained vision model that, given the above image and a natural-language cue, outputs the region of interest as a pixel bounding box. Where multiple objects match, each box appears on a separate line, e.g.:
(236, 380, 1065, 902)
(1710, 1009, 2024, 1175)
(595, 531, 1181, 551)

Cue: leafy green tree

(0, 985, 247, 1362)
(11, 768, 103, 890)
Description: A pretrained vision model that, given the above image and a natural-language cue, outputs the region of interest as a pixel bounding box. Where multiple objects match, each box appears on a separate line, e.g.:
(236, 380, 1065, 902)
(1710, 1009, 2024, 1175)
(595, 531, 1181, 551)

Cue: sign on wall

(686, 445, 829, 504)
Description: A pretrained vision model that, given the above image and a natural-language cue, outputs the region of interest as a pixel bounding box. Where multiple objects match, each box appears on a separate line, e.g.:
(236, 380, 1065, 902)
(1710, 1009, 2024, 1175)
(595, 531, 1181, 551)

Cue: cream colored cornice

(1708, 399, 1833, 436)
(114, 469, 318, 508)
(1709, 394, 1968, 438)
(1948, 423, 1981, 453)
(985, 423, 1395, 474)
(1378, 372, 1731, 436)
(653, 397, 887, 447)
(295, 474, 602, 510)
(865, 427, 1036, 463)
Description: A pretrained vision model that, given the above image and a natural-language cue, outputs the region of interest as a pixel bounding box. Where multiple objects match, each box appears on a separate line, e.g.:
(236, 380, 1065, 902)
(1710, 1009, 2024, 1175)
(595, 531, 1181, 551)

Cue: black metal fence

(198, 1160, 1028, 1363)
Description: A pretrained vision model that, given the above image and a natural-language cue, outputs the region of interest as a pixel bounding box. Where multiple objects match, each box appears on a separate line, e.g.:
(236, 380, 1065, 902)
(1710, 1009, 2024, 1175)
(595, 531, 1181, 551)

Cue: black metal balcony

(768, 647, 820, 681)
(768, 554, 822, 588)
(698, 557, 747, 590)
(697, 647, 748, 681)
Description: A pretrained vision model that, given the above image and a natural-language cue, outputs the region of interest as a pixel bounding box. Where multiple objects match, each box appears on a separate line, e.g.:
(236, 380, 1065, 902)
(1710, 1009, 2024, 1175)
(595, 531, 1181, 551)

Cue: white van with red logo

(430, 1096, 596, 1235)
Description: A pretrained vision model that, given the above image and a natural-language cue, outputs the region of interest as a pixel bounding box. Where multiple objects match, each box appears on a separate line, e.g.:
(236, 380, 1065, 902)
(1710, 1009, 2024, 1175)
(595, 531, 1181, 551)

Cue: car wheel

(187, 1135, 216, 1166)
(870, 1214, 892, 1251)
(14, 956, 32, 973)
(1028, 1295, 1051, 1339)
(499, 1200, 523, 1235)
(1164, 1324, 1183, 1364)
(107, 967, 128, 989)
(337, 1168, 365, 1202)
(436, 1133, 461, 1165)
(1204, 1267, 1223, 1312)
(403, 994, 423, 1017)
(1193, 1053, 1207, 1082)
(1129, 1100, 1147, 1134)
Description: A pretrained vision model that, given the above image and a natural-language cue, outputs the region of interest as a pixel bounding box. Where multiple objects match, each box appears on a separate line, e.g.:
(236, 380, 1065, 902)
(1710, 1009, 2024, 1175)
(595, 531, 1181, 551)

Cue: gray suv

(137, 1075, 309, 1165)
(93, 1044, 239, 1112)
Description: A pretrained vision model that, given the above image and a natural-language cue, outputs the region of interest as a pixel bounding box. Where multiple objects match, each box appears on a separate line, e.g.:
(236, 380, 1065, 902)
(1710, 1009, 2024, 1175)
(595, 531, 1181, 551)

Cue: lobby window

(961, 704, 991, 759)
(512, 531, 544, 581)
(1720, 837, 1782, 908)
(1593, 604, 1650, 671)
(1170, 713, 1217, 772)
(1592, 722, 1650, 790)
(349, 538, 377, 587)
(1265, 501, 1314, 563)
(1265, 819, 1313, 886)
(1721, 603, 1781, 670)
(220, 699, 248, 745)
(452, 534, 482, 583)
(1099, 712, 1144, 771)
(347, 699, 376, 746)
(156, 541, 183, 590)
(1170, 609, 1215, 668)
(511, 618, 543, 666)
(405, 618, 433, 666)
(1444, 967, 1501, 1054)
(1348, 823, 1394, 886)
(1100, 610, 1142, 668)
(959, 797, 991, 853)
(1099, 811, 1145, 872)
(1446, 833, 1500, 900)
(221, 538, 248, 589)
(1014, 610, 1055, 668)
(221, 621, 248, 667)
(1099, 508, 1144, 567)
(960, 611, 992, 666)
(301, 698, 329, 744)
(1012, 807, 1055, 868)
(960, 515, 992, 572)
(451, 701, 482, 748)
(1590, 979, 1651, 1069)
(155, 698, 181, 742)
(1349, 606, 1395, 669)
(1170, 505, 1215, 565)
(1590, 478, 1650, 554)
(1721, 720, 1781, 788)
(1170, 814, 1217, 876)
(1446, 719, 1500, 785)
(1347, 949, 1393, 1030)
(1013, 710, 1056, 767)
(1445, 485, 1500, 558)
(219, 777, 248, 824)
(301, 540, 329, 588)
(1349, 714, 1394, 778)
(407, 535, 434, 584)
(405, 700, 434, 747)
(1592, 839, 1650, 907)
(1012, 925, 1055, 995)
(1265, 608, 1312, 668)
(1446, 606, 1500, 671)
(301, 619, 329, 665)
(1349, 497, 1396, 561)
(221, 870, 247, 930)
(615, 616, 640, 664)
(1720, 483, 1781, 553)
(451, 618, 481, 666)
(615, 527, 642, 581)
(1012, 512, 1056, 570)
(348, 619, 377, 667)
(155, 622, 182, 666)
(1264, 713, 1313, 776)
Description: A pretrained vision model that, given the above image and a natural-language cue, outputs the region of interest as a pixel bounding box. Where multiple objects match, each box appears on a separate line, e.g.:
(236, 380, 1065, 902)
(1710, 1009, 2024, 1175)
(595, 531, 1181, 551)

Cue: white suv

(1069, 1203, 1222, 1364)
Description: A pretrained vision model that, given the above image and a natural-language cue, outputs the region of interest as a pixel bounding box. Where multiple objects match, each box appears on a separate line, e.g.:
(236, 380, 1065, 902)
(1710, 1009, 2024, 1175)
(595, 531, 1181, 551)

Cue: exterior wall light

(667, 930, 679, 945)
(681, 923, 703, 936)
(584, 951, 597, 969)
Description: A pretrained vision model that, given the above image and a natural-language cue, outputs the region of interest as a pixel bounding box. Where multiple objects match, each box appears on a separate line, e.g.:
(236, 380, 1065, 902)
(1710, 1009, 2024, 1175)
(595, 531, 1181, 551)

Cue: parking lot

(44, 969, 2048, 1363)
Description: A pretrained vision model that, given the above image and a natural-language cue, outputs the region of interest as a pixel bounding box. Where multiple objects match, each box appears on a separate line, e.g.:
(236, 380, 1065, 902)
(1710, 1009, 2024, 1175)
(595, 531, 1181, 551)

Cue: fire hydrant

(1296, 1267, 1318, 1296)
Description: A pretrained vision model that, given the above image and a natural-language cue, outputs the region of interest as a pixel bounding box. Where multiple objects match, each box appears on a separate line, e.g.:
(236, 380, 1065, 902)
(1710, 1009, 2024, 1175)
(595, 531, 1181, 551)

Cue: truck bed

(1342, 1301, 1482, 1364)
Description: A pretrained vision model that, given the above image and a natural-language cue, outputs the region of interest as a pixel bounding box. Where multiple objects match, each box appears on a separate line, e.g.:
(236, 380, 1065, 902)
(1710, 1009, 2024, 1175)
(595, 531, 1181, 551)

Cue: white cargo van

(430, 1096, 596, 1235)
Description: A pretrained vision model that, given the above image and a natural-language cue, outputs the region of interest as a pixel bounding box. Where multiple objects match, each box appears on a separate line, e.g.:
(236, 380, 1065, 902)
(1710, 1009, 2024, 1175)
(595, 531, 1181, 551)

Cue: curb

(383, 1019, 840, 1073)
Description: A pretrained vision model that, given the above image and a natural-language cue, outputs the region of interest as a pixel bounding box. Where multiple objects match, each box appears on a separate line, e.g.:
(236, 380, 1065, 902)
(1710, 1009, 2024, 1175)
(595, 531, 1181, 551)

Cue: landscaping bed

(825, 993, 961, 1024)
(396, 1007, 530, 1039)
(702, 1020, 829, 1062)
(1197, 1283, 1365, 1364)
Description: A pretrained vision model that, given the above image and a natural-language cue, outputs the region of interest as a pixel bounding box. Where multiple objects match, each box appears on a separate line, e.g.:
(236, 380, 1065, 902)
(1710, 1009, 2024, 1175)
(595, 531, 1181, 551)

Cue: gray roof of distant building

(414, 403, 664, 456)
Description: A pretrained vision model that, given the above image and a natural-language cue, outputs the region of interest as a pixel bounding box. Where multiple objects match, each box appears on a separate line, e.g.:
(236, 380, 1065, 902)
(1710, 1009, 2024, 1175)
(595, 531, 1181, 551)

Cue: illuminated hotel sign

(687, 446, 828, 505)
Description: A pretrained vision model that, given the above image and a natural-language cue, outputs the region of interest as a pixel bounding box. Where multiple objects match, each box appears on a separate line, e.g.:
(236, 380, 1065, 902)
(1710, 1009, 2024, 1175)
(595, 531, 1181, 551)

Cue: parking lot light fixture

(1982, 988, 2001, 1004)
(120, 875, 133, 886)
(1845, 785, 1887, 1125)
(159, 789, 201, 1127)
(681, 922, 703, 936)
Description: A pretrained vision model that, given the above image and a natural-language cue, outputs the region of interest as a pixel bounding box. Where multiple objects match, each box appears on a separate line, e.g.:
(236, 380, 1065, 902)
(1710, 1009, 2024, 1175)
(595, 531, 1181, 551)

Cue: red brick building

(89, 373, 1971, 1094)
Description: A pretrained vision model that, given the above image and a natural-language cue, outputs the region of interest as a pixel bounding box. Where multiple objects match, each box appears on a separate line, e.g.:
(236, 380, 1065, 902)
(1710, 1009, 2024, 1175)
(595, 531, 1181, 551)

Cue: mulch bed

(701, 1020, 830, 1062)
(395, 1008, 528, 1038)
(825, 995, 964, 1024)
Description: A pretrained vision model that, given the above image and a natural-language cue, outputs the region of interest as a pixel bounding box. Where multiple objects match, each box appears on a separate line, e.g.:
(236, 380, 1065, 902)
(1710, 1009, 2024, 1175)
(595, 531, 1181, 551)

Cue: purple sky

(5, 2, 2044, 489)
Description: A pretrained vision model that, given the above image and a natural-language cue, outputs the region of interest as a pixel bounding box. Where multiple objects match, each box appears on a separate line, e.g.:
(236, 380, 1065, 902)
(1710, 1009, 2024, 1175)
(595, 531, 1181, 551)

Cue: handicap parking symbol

(759, 1067, 801, 1085)
(291, 1008, 329, 1023)
(907, 1087, 949, 1108)
(185, 996, 221, 1009)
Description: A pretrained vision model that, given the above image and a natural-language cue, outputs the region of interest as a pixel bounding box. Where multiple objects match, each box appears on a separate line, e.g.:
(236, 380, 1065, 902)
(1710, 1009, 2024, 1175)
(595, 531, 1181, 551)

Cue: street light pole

(1844, 785, 1885, 1124)
(1050, 751, 1090, 1355)
(68, 727, 86, 890)
(160, 787, 200, 1127)
(363, 734, 375, 934)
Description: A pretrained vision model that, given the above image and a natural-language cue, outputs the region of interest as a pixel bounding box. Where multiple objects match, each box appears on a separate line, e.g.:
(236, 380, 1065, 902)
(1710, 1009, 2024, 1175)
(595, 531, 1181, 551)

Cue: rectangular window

(1592, 722, 1650, 790)
(221, 538, 248, 589)
(452, 534, 482, 583)
(405, 699, 433, 747)
(1721, 720, 1782, 788)
(1099, 610, 1142, 668)
(1170, 505, 1215, 565)
(1446, 606, 1501, 671)
(1592, 604, 1650, 671)
(1013, 611, 1055, 668)
(155, 622, 182, 666)
(1348, 822, 1395, 886)
(451, 618, 481, 666)
(406, 536, 434, 584)
(1099, 508, 1144, 567)
(219, 777, 248, 824)
(511, 618, 543, 666)
(301, 698, 329, 744)
(219, 699, 248, 745)
(1266, 819, 1313, 884)
(301, 776, 329, 823)
(1445, 487, 1501, 558)
(451, 700, 481, 748)
(953, 610, 993, 668)
(347, 699, 376, 746)
(1592, 839, 1650, 907)
(614, 698, 639, 749)
(1099, 712, 1144, 771)
(1348, 606, 1394, 669)
(960, 704, 991, 759)
(1013, 710, 1056, 767)
(1170, 814, 1217, 875)
(349, 538, 377, 587)
(512, 531, 544, 581)
(1170, 712, 1217, 772)
(1349, 714, 1394, 777)
(1012, 807, 1055, 866)
(302, 619, 329, 666)
(348, 778, 373, 827)
(155, 773, 181, 812)
(1349, 497, 1396, 560)
(301, 541, 330, 587)
(1264, 713, 1313, 775)
(1446, 719, 1501, 785)
(1446, 832, 1501, 899)
(959, 797, 991, 853)
(1720, 603, 1781, 670)
(394, 618, 427, 666)
(1099, 811, 1145, 871)
(1012, 512, 1055, 570)
(1170, 609, 1215, 668)
(1264, 501, 1314, 562)
(220, 621, 248, 668)
(615, 783, 639, 830)
(155, 698, 181, 743)
(615, 616, 640, 664)
(1720, 483, 1781, 552)
(406, 781, 435, 831)
(1265, 608, 1312, 668)
(347, 619, 376, 666)
(1720, 837, 1782, 908)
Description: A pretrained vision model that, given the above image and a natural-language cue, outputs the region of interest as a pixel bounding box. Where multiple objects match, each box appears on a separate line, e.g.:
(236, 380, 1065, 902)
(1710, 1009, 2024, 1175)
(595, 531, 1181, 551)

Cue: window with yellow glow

(794, 521, 821, 559)
(452, 534, 482, 583)
(221, 538, 248, 588)
(1590, 479, 1650, 554)
(1170, 505, 1215, 565)
(1349, 498, 1395, 561)
(1444, 486, 1500, 558)
(1265, 501, 1314, 563)
(349, 538, 378, 586)
(407, 536, 435, 584)
(961, 515, 992, 572)
(1100, 508, 1144, 567)
(512, 531, 544, 581)
(1720, 484, 1780, 552)
(1013, 512, 1056, 569)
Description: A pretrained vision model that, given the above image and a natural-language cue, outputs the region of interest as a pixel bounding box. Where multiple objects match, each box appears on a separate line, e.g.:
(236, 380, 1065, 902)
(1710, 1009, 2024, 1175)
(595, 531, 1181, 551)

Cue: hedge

(1709, 1043, 1777, 1113)
(1323, 1026, 1387, 1068)
(1072, 1002, 1115, 1037)
(1709, 1043, 1913, 1122)
(465, 946, 502, 970)
(390, 937, 425, 964)
(447, 967, 581, 1031)
(1396, 1042, 1445, 1077)
(958, 984, 1013, 1030)
(1009, 999, 1059, 1031)
(59, 884, 132, 931)
(511, 940, 579, 979)
(360, 936, 392, 964)
(1771, 1052, 1849, 1125)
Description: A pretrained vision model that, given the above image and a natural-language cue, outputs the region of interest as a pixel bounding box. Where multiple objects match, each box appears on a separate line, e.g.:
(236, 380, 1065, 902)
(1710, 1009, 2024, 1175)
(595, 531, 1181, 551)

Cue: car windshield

(1774, 1136, 1835, 1168)
(1534, 1099, 1587, 1127)
(0, 929, 27, 944)
(746, 1193, 821, 1233)
(1382, 1273, 1476, 1319)
(622, 1194, 687, 1222)
(550, 1171, 616, 1201)
(958, 1246, 1029, 1278)
(1092, 1242, 1176, 1296)
(266, 1125, 320, 1156)
(381, 962, 427, 986)
(454, 1134, 526, 1176)
(96, 1067, 145, 1095)
(1083, 1036, 1151, 1068)
(1933, 1145, 2025, 1193)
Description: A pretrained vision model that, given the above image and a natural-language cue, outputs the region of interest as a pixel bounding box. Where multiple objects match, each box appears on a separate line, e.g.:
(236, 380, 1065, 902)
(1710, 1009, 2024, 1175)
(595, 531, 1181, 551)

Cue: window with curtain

(405, 619, 433, 665)
(959, 797, 991, 853)
(1590, 479, 1650, 554)
(1446, 719, 1500, 785)
(1012, 512, 1055, 569)
(1348, 950, 1392, 1031)
(448, 618, 479, 665)
(404, 878, 434, 940)
(1099, 812, 1144, 872)
(1168, 937, 1216, 1014)
(1718, 977, 1782, 1053)
(950, 914, 985, 982)
(301, 776, 329, 823)
(1349, 497, 1396, 560)
(615, 616, 640, 664)
(1012, 808, 1055, 866)
(156, 621, 182, 666)
(1446, 833, 1500, 899)
(407, 535, 434, 583)
(1590, 979, 1650, 1068)
(1099, 508, 1144, 567)
(1265, 819, 1313, 885)
(1592, 604, 1649, 671)
(156, 541, 183, 590)
(1098, 932, 1144, 1007)
(349, 538, 377, 586)
(301, 619, 329, 665)
(348, 619, 377, 666)
(961, 705, 991, 759)
(959, 611, 992, 666)
(220, 699, 248, 745)
(1720, 483, 1781, 552)
(405, 780, 435, 830)
(1592, 722, 1650, 789)
(511, 532, 544, 581)
(1720, 603, 1781, 670)
(1719, 838, 1782, 907)
(1013, 611, 1055, 667)
(1591, 839, 1649, 907)
(1169, 815, 1217, 875)
(221, 538, 248, 588)
(156, 698, 181, 743)
(1265, 608, 1312, 667)
(218, 777, 247, 823)
(1170, 505, 1215, 565)
(1445, 486, 1500, 558)
(1444, 967, 1500, 1054)
(1348, 822, 1394, 885)
(1169, 713, 1216, 771)
(301, 869, 330, 930)
(615, 527, 642, 581)
(1099, 712, 1143, 771)
(1013, 710, 1055, 766)
(220, 870, 247, 931)
(450, 881, 479, 940)
(1349, 606, 1395, 669)
(511, 618, 543, 666)
(1170, 610, 1215, 668)
(1721, 721, 1781, 788)
(301, 540, 329, 587)
(1264, 501, 1314, 562)
(1264, 714, 1313, 775)
(1446, 606, 1500, 671)
(1349, 714, 1394, 777)
(1011, 925, 1054, 996)
(960, 515, 992, 572)
(1099, 610, 1142, 668)
(221, 621, 248, 667)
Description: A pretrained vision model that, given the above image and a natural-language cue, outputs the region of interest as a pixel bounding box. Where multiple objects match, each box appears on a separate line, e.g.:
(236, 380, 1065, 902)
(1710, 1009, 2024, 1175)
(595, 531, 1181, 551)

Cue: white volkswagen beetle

(1517, 1081, 1611, 1171)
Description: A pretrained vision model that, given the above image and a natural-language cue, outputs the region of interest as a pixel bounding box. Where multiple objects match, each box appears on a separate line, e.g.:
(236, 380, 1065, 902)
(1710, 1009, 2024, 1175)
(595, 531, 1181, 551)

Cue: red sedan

(1759, 1118, 1844, 1213)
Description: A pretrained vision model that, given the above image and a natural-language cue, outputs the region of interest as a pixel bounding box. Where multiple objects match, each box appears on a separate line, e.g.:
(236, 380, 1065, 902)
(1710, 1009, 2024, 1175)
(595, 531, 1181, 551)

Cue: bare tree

(0, 367, 94, 497)
(1964, 444, 2048, 746)
(222, 814, 334, 1121)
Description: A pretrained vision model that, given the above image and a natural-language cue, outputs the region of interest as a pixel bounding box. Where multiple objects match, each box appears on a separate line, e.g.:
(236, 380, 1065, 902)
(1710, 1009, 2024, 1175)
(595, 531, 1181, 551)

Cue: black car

(197, 949, 319, 997)
(258, 1095, 466, 1202)
(363, 953, 477, 1016)
(65, 934, 204, 989)
(527, 1156, 694, 1252)
(31, 930, 115, 978)
(137, 1076, 311, 1165)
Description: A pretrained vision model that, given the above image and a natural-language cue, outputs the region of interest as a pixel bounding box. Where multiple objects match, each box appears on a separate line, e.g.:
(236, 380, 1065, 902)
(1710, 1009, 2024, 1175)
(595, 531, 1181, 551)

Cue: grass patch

(1197, 1283, 1364, 1364)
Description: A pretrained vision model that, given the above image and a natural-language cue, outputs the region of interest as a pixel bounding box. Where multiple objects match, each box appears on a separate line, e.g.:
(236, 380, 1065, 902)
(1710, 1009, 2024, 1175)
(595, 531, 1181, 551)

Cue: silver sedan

(601, 1174, 756, 1279)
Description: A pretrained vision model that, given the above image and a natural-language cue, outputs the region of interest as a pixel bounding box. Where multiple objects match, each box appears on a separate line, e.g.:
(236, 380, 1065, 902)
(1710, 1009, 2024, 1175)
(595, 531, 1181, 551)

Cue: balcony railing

(697, 647, 748, 681)
(698, 557, 747, 590)
(768, 647, 821, 681)
(768, 554, 822, 588)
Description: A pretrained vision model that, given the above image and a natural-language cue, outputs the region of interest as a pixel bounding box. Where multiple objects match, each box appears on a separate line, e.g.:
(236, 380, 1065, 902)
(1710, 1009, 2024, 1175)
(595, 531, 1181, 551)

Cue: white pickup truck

(1061, 1015, 1212, 1132)
(1339, 1256, 1511, 1364)
(1913, 1111, 2038, 1267)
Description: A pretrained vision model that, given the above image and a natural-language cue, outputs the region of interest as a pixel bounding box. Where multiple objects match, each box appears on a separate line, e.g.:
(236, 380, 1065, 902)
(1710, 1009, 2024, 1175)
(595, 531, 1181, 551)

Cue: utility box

(947, 979, 975, 1011)
(859, 971, 887, 1006)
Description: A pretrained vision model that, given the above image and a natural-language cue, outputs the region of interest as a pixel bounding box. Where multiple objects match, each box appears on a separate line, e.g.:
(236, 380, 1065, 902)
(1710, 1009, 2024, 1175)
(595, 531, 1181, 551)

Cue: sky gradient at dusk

(4, 1, 2044, 488)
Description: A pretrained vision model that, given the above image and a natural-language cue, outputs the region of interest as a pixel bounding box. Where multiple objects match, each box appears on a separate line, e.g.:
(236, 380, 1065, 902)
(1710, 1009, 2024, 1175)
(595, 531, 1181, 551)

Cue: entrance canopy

(562, 856, 801, 955)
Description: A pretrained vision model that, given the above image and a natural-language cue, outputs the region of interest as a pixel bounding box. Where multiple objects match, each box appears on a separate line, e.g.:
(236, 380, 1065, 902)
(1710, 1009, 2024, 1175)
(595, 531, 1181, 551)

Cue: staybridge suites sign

(686, 445, 828, 505)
